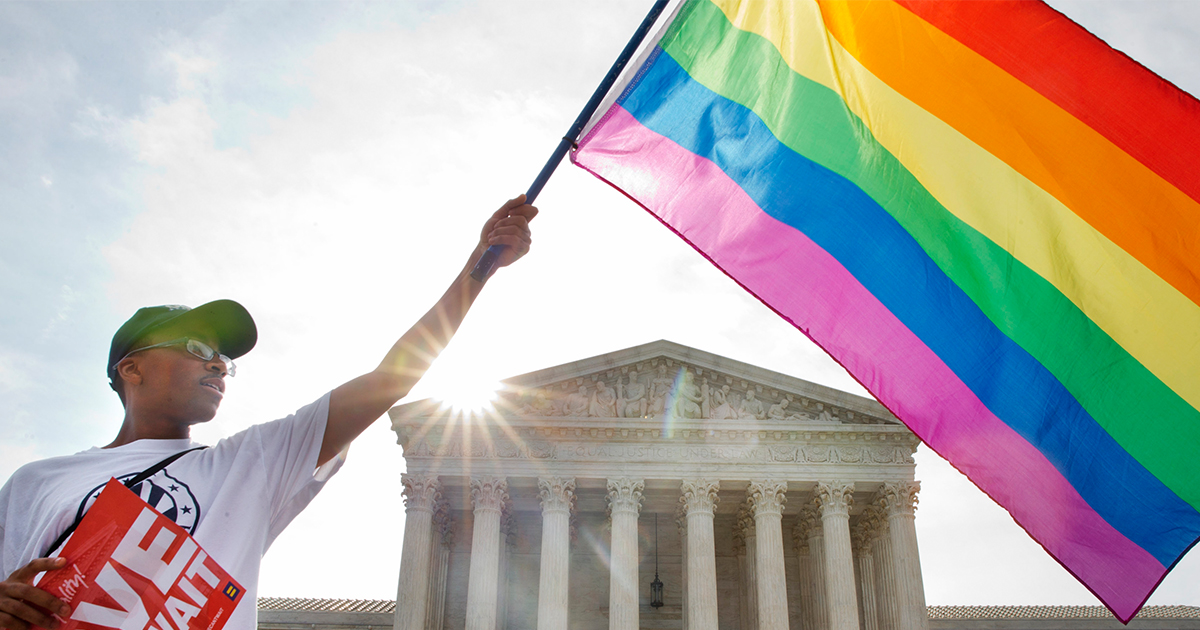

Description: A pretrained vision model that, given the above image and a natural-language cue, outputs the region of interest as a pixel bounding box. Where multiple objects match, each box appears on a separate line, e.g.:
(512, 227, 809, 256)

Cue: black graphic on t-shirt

(76, 469, 201, 534)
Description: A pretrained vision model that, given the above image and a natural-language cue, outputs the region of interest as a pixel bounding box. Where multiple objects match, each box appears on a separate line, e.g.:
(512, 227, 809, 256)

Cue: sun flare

(432, 371, 503, 415)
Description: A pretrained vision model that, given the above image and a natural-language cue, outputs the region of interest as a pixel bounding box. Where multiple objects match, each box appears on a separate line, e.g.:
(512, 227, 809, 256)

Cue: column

(748, 479, 789, 630)
(426, 503, 453, 630)
(537, 477, 576, 630)
(733, 517, 748, 630)
(498, 510, 516, 630)
(395, 473, 439, 630)
(799, 507, 828, 630)
(792, 513, 817, 630)
(735, 505, 759, 630)
(607, 477, 644, 630)
(816, 481, 860, 630)
(465, 476, 508, 630)
(871, 501, 898, 630)
(881, 482, 928, 630)
(851, 511, 880, 630)
(681, 479, 720, 630)
(675, 504, 689, 630)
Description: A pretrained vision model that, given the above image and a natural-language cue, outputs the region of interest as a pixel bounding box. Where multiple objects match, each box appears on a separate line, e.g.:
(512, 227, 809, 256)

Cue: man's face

(124, 326, 227, 426)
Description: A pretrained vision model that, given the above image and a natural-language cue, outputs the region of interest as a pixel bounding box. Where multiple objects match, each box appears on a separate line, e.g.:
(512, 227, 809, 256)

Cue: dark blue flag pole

(470, 0, 671, 282)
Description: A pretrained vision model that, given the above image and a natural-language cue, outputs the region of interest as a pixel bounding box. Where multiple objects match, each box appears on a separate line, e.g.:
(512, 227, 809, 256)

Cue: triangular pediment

(396, 340, 898, 426)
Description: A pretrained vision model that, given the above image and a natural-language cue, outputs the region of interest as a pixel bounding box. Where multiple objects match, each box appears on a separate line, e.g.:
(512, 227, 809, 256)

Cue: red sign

(35, 479, 243, 630)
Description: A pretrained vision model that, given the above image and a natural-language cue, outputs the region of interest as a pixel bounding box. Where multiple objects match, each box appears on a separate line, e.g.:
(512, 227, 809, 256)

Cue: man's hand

(478, 194, 538, 268)
(0, 558, 71, 630)
(319, 194, 538, 466)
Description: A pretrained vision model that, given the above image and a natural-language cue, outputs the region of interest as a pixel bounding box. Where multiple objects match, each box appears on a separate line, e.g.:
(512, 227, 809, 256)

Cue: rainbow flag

(571, 0, 1200, 621)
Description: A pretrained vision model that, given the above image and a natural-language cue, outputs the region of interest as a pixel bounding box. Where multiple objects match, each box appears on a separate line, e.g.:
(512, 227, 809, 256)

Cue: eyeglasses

(120, 338, 237, 377)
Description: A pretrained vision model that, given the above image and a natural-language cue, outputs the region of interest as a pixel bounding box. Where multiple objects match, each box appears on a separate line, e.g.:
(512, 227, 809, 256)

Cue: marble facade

(389, 341, 927, 630)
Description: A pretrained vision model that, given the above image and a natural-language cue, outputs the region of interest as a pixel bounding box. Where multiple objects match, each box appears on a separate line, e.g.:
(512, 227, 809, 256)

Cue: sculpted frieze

(400, 435, 915, 465)
(495, 357, 894, 426)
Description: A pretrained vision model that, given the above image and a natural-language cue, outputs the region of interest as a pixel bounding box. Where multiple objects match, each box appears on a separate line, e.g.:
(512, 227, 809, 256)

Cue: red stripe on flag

(894, 0, 1200, 206)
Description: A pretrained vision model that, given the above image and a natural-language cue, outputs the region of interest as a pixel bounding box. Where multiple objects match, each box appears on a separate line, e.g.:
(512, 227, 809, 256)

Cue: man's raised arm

(319, 195, 537, 465)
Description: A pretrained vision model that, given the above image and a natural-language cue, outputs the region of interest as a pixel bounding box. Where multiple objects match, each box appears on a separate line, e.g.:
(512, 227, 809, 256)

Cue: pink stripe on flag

(574, 105, 1166, 618)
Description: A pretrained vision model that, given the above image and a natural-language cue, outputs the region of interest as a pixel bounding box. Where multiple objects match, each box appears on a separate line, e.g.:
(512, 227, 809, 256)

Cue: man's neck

(104, 413, 191, 448)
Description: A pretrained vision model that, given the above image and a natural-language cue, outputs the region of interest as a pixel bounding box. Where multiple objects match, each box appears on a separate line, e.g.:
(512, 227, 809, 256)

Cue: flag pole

(470, 0, 671, 282)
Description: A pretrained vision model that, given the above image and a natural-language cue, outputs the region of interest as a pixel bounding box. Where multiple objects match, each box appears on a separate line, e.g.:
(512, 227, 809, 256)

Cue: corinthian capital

(815, 481, 855, 517)
(680, 478, 720, 516)
(470, 476, 509, 512)
(747, 479, 788, 517)
(794, 505, 822, 549)
(851, 516, 878, 557)
(433, 503, 455, 548)
(401, 472, 440, 513)
(857, 505, 884, 540)
(674, 503, 688, 536)
(606, 477, 645, 516)
(792, 518, 810, 555)
(879, 481, 920, 517)
(736, 503, 756, 538)
(538, 476, 577, 514)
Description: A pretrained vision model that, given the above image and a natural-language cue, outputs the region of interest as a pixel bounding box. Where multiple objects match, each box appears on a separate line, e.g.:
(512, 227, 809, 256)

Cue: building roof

(257, 598, 395, 614)
(927, 605, 1200, 620)
(255, 599, 1200, 620)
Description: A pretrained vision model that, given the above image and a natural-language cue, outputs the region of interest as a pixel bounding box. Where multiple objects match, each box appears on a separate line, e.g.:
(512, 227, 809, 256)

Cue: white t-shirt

(0, 393, 343, 629)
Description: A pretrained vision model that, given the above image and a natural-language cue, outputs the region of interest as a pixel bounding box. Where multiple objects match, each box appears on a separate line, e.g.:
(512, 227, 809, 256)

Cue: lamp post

(651, 513, 665, 608)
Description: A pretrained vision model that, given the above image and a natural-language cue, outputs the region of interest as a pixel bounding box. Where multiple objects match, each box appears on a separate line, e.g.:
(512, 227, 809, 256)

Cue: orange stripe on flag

(816, 0, 1200, 308)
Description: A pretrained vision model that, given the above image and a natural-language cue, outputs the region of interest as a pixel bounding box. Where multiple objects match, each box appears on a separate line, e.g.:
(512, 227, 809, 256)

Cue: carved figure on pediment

(818, 408, 835, 423)
(618, 370, 647, 418)
(519, 390, 559, 417)
(590, 380, 618, 417)
(700, 379, 711, 418)
(737, 389, 765, 420)
(564, 384, 590, 417)
(709, 384, 736, 420)
(676, 379, 703, 419)
(767, 398, 803, 422)
(649, 366, 674, 417)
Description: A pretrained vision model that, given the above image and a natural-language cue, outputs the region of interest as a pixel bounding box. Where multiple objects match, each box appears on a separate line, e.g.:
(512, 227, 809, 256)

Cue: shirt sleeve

(239, 392, 345, 547)
(0, 477, 13, 576)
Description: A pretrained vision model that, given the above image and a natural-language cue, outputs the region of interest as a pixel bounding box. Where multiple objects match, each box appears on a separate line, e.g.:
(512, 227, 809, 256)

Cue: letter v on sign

(70, 563, 151, 630)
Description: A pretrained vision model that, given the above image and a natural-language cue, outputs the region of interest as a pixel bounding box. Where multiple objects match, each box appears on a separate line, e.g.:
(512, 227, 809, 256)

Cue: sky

(2, 0, 1199, 610)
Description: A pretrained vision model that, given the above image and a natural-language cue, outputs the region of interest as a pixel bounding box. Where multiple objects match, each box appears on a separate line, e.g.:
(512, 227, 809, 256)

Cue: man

(0, 196, 537, 630)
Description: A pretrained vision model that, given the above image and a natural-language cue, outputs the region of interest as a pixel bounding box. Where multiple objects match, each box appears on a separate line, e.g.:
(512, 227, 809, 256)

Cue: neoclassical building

(388, 341, 927, 630)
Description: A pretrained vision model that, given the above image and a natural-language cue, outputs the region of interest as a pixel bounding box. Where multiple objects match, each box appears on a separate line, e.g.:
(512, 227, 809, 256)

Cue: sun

(427, 365, 503, 416)
(440, 380, 502, 415)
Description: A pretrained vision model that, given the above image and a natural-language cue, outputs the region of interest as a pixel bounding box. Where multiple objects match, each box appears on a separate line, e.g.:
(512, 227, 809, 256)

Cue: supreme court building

(388, 340, 927, 630)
